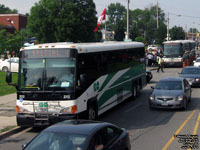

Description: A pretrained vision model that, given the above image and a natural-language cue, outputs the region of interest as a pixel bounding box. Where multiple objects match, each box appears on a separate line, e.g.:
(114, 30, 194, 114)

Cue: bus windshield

(164, 44, 183, 57)
(19, 49, 76, 91)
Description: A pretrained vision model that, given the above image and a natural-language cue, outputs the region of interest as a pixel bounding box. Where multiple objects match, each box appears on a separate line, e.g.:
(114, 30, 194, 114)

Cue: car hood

(152, 89, 184, 97)
(179, 74, 200, 79)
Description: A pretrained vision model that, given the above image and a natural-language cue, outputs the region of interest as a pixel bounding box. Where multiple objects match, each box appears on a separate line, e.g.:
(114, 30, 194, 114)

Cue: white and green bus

(6, 41, 146, 127)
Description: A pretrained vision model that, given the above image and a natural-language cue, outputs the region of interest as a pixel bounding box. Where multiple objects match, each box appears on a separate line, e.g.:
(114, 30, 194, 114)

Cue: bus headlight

(16, 105, 30, 113)
(177, 95, 183, 101)
(60, 105, 77, 114)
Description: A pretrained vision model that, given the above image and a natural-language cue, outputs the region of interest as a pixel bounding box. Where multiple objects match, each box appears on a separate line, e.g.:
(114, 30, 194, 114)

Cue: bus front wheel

(87, 105, 97, 120)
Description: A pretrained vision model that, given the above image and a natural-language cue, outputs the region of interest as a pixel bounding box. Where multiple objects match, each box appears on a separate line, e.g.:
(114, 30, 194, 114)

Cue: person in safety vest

(157, 55, 164, 73)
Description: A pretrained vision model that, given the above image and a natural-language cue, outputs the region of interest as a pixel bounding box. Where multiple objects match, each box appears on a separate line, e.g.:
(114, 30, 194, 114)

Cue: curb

(0, 126, 23, 140)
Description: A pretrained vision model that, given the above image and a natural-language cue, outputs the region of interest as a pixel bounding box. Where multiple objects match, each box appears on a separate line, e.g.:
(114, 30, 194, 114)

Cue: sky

(0, 0, 199, 30)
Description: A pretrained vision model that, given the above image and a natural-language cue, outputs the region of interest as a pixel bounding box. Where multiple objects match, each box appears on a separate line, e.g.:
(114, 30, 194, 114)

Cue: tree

(106, 3, 126, 41)
(107, 3, 126, 25)
(114, 20, 125, 41)
(27, 0, 97, 43)
(0, 4, 18, 14)
(170, 26, 185, 40)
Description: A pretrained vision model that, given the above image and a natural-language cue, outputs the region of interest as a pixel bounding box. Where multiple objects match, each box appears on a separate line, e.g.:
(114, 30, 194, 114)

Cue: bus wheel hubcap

(89, 108, 95, 120)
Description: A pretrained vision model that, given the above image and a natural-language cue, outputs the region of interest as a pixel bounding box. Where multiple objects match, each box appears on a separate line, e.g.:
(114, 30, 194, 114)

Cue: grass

(0, 71, 18, 96)
(1, 125, 17, 133)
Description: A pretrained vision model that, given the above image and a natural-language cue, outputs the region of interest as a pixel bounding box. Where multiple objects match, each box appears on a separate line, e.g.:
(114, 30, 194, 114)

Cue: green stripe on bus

(99, 72, 117, 92)
(98, 80, 132, 107)
(110, 64, 145, 88)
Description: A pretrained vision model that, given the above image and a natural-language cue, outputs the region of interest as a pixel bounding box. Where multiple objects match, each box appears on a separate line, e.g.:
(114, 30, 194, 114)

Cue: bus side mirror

(80, 74, 87, 86)
(6, 72, 18, 90)
(6, 72, 12, 83)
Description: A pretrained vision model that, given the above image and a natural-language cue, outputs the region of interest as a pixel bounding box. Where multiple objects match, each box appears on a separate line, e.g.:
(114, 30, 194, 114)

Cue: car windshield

(181, 68, 200, 74)
(24, 131, 87, 150)
(155, 81, 183, 90)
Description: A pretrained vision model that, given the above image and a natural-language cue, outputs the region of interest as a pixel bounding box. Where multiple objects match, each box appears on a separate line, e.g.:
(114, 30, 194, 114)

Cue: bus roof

(163, 40, 195, 45)
(20, 41, 144, 53)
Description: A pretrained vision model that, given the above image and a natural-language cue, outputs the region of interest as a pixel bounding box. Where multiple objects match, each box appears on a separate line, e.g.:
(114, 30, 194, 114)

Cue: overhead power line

(169, 12, 200, 19)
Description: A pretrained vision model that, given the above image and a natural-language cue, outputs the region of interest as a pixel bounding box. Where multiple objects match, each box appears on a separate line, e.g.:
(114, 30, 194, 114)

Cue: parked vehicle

(146, 70, 153, 83)
(179, 66, 200, 87)
(0, 57, 19, 72)
(149, 77, 191, 110)
(22, 120, 131, 150)
(193, 57, 200, 67)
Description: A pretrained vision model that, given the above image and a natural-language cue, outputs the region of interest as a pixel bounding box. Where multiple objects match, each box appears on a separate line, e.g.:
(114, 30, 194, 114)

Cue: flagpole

(105, 7, 107, 41)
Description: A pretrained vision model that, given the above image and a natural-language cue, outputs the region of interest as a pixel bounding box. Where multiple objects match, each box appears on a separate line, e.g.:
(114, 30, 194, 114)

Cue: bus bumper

(17, 113, 78, 127)
(163, 62, 182, 67)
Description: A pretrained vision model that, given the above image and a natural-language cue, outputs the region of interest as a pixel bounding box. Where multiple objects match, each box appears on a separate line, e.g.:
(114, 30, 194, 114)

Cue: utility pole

(166, 12, 170, 41)
(185, 25, 187, 40)
(156, 0, 159, 29)
(126, 0, 130, 40)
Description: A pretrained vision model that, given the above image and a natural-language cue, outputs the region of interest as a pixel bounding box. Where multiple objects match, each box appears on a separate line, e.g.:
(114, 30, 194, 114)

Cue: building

(0, 14, 27, 33)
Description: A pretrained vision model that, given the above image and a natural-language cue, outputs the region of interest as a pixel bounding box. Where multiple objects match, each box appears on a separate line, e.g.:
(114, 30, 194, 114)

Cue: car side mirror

(22, 143, 28, 150)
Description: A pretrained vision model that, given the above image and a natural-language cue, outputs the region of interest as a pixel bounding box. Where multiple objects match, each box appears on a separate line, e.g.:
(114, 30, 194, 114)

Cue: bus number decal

(94, 82, 100, 92)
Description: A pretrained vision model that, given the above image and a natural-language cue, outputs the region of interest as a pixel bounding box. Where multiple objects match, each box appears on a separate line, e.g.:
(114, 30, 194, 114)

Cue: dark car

(146, 70, 153, 83)
(179, 66, 200, 87)
(149, 77, 191, 110)
(22, 120, 131, 150)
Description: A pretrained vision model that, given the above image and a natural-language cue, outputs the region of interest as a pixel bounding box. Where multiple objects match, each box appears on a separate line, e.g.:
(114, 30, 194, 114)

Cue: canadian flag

(94, 8, 106, 32)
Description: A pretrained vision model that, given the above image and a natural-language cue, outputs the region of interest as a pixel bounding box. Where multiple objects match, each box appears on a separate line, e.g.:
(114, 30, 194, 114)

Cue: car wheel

(188, 92, 191, 102)
(87, 105, 97, 120)
(2, 66, 8, 72)
(182, 99, 187, 110)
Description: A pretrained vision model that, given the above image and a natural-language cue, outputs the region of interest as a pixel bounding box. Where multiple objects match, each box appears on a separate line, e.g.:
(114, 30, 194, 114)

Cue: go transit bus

(162, 40, 195, 67)
(6, 41, 146, 127)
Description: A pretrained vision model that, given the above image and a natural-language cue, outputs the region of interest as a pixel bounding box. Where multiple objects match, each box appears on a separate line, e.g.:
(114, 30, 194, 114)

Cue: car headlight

(60, 105, 77, 114)
(16, 105, 30, 113)
(177, 95, 183, 101)
(149, 96, 154, 100)
(195, 78, 200, 82)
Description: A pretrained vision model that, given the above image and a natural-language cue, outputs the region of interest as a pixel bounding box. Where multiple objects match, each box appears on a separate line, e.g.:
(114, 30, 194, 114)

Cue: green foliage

(106, 3, 126, 41)
(0, 4, 18, 14)
(0, 72, 17, 96)
(114, 20, 125, 41)
(27, 0, 97, 43)
(107, 3, 126, 25)
(0, 29, 27, 56)
(135, 36, 145, 43)
(170, 26, 185, 40)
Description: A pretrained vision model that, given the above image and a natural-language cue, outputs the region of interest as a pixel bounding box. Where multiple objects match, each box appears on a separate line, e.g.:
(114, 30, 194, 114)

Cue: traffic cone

(182, 62, 185, 68)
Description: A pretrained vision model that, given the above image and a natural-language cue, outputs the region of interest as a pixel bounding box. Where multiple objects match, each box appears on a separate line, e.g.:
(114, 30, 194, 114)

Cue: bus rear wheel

(132, 84, 137, 99)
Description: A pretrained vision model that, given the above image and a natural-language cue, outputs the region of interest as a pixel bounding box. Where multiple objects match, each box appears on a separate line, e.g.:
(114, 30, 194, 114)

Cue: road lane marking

(162, 109, 198, 150)
(188, 112, 200, 150)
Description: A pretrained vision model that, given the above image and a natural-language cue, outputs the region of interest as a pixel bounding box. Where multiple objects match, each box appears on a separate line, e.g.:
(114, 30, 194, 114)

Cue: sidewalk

(0, 93, 19, 139)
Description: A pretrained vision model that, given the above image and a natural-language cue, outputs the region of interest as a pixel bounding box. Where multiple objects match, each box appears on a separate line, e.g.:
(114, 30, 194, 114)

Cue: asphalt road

(1, 68, 200, 150)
